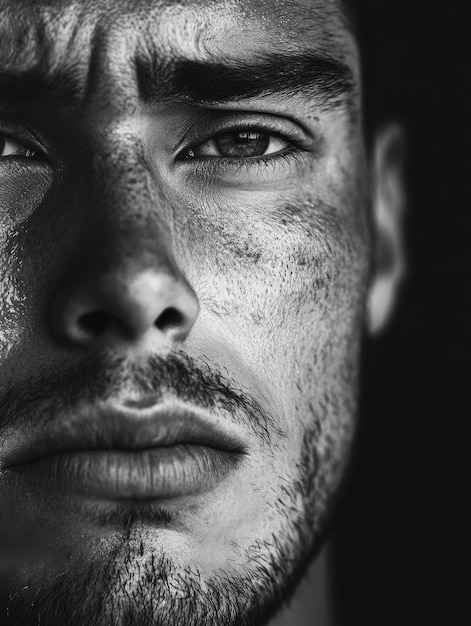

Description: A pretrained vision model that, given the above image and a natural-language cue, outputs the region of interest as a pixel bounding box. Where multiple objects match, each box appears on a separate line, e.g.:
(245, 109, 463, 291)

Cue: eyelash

(0, 131, 44, 161)
(177, 120, 309, 172)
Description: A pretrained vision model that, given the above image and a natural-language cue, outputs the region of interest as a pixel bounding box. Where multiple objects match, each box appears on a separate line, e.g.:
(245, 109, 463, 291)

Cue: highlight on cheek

(0, 161, 53, 224)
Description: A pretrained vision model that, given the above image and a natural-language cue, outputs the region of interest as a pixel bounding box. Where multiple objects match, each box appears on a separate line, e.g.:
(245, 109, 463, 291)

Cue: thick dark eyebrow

(136, 52, 356, 110)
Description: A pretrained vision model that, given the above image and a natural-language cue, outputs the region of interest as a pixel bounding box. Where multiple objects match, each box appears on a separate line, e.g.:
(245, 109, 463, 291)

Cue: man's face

(0, 0, 376, 623)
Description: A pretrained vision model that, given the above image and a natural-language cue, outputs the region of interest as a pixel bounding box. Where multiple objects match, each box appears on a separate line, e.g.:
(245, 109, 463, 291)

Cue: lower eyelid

(185, 149, 307, 178)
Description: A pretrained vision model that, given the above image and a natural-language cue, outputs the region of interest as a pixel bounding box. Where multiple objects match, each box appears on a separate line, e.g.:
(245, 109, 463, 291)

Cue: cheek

(254, 220, 366, 459)
(0, 162, 54, 355)
(179, 191, 369, 356)
(177, 188, 369, 462)
(0, 162, 53, 224)
(0, 228, 27, 357)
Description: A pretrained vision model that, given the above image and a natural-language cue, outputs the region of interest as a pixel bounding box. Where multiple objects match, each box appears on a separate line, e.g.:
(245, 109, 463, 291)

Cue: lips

(3, 403, 247, 500)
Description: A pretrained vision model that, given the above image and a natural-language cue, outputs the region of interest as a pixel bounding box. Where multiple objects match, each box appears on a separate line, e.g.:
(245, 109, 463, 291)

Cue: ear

(366, 124, 406, 334)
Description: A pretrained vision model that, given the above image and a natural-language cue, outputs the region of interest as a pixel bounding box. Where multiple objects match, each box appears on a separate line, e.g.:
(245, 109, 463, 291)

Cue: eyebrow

(136, 52, 356, 110)
(0, 51, 355, 113)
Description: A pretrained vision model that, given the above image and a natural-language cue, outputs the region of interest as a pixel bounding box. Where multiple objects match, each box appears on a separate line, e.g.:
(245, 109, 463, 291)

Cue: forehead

(0, 0, 356, 76)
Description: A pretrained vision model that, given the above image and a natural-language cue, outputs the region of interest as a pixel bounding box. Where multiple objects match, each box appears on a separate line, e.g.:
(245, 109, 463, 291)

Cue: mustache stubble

(0, 350, 284, 447)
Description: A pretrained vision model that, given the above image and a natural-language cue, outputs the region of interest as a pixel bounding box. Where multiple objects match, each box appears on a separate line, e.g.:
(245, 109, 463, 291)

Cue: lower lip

(8, 445, 241, 499)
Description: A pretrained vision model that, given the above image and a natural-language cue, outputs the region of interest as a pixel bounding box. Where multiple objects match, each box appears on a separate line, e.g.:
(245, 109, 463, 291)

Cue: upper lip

(3, 401, 247, 468)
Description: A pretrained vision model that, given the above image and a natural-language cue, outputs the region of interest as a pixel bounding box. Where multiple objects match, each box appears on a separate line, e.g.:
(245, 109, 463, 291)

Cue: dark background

(332, 2, 470, 625)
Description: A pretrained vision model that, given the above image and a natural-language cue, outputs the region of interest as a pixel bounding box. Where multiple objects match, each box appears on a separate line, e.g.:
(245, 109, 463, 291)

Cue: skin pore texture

(0, 0, 401, 624)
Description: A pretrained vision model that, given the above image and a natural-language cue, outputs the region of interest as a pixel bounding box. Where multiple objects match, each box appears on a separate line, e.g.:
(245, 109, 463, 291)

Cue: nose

(51, 267, 199, 348)
(49, 146, 199, 350)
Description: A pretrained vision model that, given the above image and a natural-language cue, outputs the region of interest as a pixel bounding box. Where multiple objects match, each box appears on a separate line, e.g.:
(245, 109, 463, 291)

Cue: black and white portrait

(0, 1, 467, 624)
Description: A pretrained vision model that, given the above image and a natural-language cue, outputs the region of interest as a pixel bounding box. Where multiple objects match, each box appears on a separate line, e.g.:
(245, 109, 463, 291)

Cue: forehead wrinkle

(0, 1, 222, 111)
(0, 0, 358, 114)
(132, 0, 355, 68)
(0, 4, 108, 110)
(0, 0, 352, 63)
(0, 3, 90, 76)
(131, 0, 357, 108)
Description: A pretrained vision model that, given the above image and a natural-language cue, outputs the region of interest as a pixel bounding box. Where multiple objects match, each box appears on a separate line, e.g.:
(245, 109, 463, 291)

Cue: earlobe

(367, 124, 407, 334)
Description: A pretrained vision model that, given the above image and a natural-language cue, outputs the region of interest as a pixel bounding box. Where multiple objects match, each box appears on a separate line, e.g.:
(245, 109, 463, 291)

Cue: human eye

(0, 132, 45, 160)
(175, 113, 314, 181)
(181, 129, 291, 160)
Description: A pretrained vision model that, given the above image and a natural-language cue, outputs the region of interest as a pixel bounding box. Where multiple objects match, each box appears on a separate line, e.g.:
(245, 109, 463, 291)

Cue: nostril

(74, 307, 188, 343)
(79, 311, 111, 336)
(53, 272, 199, 347)
(155, 307, 185, 335)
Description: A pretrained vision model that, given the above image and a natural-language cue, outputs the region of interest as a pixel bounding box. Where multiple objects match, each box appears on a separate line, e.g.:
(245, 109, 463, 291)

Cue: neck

(269, 542, 332, 626)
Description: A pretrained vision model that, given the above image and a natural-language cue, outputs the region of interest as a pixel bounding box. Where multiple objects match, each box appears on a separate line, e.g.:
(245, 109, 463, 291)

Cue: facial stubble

(0, 351, 340, 626)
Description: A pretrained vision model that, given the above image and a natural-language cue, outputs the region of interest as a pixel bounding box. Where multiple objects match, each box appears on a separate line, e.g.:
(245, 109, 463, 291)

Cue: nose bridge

(86, 130, 176, 273)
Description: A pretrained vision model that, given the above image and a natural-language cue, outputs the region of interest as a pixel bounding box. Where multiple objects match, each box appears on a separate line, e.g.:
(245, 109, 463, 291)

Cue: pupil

(216, 131, 269, 158)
